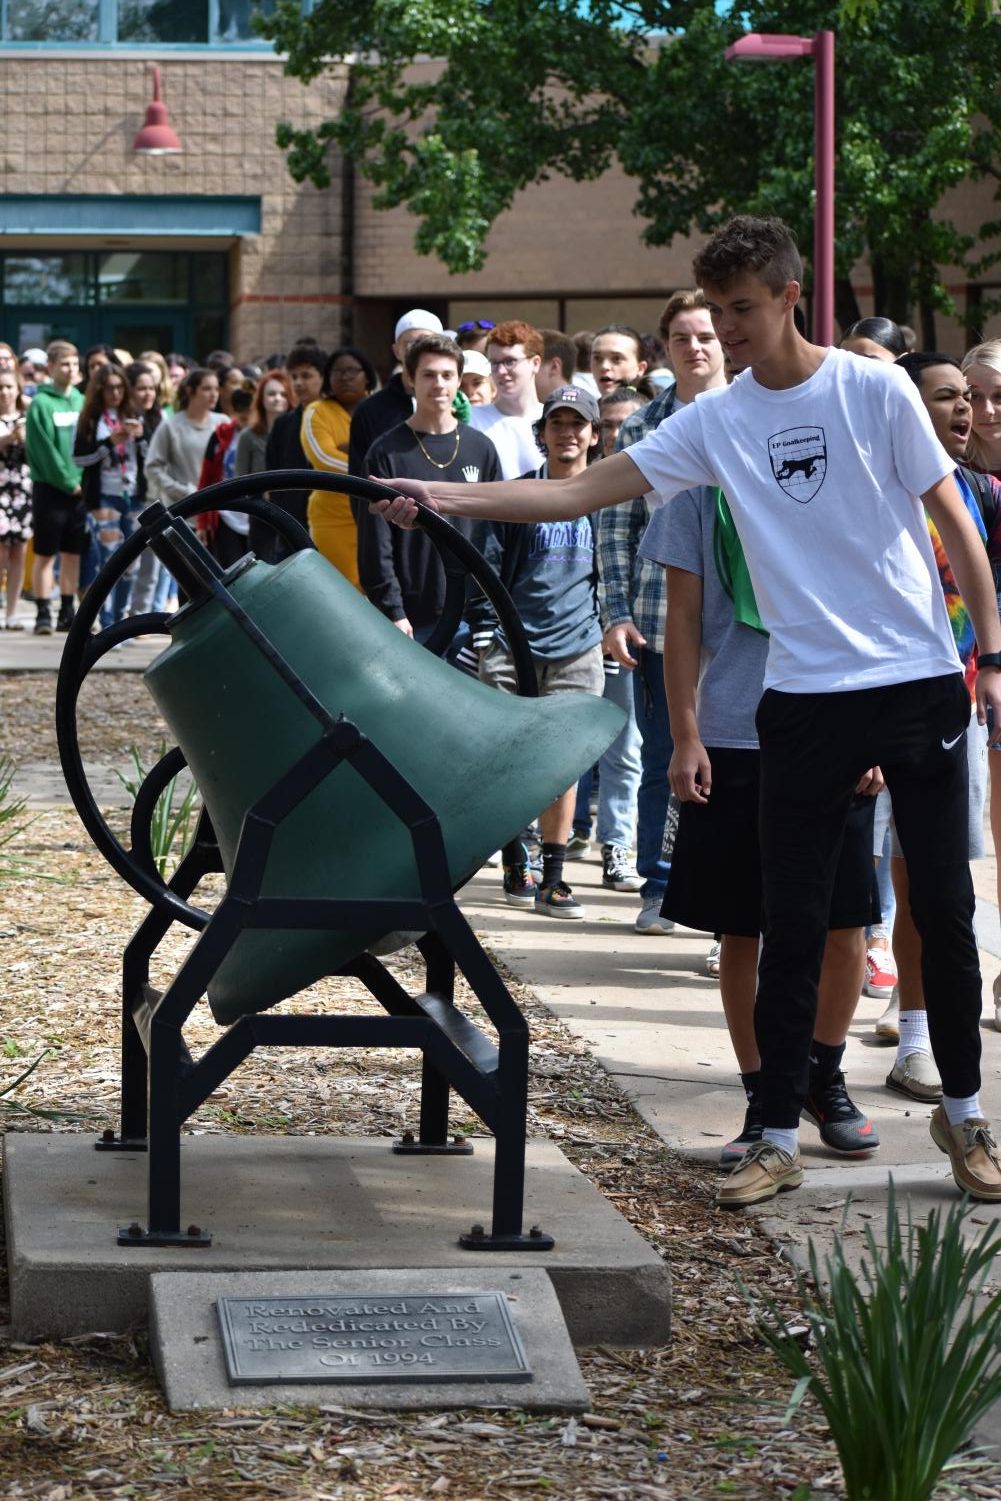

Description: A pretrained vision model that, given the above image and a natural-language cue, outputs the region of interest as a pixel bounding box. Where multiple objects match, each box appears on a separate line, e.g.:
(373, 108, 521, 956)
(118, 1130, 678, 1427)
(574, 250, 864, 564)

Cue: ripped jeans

(86, 497, 142, 628)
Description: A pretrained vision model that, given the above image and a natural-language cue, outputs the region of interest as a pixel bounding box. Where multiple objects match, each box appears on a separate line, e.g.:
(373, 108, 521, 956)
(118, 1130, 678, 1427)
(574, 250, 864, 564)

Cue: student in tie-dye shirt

(960, 339, 1001, 1034)
(877, 352, 1001, 1100)
(899, 353, 1001, 689)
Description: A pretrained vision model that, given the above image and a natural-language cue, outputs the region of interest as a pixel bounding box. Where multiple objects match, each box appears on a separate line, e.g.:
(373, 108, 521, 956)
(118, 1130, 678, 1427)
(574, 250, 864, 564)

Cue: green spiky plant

(749, 1185, 1001, 1501)
(0, 1047, 95, 1122)
(116, 742, 201, 879)
(0, 754, 37, 882)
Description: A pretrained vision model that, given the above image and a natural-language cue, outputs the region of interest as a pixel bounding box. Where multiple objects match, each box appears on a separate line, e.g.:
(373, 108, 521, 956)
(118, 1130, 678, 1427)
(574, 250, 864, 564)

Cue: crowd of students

(4, 236, 1001, 1210)
(367, 216, 1001, 1211)
(0, 317, 673, 928)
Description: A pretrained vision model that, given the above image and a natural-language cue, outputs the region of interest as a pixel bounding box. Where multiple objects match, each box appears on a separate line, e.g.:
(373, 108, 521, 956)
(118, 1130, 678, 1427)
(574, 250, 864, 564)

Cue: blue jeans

(594, 665, 641, 848)
(867, 818, 896, 944)
(633, 647, 673, 900)
(151, 557, 174, 614)
(86, 499, 141, 628)
(573, 767, 594, 836)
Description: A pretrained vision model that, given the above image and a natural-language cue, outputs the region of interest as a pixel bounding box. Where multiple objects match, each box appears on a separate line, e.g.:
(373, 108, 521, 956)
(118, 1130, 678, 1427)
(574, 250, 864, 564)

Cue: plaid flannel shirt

(594, 386, 678, 655)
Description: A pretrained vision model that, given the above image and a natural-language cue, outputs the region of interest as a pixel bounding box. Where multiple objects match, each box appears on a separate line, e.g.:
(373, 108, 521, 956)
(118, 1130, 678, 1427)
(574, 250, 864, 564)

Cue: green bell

(145, 549, 623, 1024)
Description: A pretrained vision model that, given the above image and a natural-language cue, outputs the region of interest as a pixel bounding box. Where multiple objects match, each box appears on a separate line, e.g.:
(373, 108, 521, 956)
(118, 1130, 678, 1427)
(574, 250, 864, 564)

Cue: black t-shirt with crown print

(360, 420, 501, 627)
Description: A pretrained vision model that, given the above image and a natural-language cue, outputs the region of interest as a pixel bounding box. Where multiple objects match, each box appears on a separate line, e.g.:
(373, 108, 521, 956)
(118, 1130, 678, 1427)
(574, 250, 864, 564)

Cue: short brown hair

(404, 333, 464, 380)
(539, 329, 576, 382)
(693, 216, 802, 294)
(572, 330, 594, 373)
(658, 290, 708, 340)
(488, 320, 543, 360)
(46, 338, 78, 362)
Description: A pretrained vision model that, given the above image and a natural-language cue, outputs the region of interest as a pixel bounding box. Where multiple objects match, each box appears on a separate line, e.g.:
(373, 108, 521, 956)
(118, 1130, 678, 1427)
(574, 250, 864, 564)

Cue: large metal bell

(145, 548, 624, 1022)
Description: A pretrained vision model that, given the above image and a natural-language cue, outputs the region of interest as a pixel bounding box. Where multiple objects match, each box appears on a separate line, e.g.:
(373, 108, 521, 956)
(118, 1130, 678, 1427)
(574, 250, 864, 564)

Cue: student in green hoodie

(24, 339, 84, 634)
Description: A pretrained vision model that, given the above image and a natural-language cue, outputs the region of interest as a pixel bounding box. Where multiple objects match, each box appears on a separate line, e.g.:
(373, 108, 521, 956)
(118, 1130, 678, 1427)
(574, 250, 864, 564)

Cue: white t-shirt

(469, 403, 542, 480)
(627, 347, 961, 694)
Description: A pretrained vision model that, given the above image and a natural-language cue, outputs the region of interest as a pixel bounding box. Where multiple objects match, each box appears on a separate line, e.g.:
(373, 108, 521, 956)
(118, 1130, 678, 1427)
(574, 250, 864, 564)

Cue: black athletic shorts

(31, 481, 88, 557)
(662, 746, 880, 937)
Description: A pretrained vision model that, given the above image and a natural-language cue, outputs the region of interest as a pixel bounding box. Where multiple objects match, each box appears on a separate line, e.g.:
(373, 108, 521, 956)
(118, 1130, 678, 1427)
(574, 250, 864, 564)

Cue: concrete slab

(13, 759, 136, 809)
(4, 1133, 671, 1347)
(0, 617, 163, 673)
(150, 1267, 589, 1412)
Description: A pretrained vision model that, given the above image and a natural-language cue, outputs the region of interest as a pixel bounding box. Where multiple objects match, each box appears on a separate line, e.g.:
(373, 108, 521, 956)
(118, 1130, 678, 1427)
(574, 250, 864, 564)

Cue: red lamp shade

(133, 66, 183, 155)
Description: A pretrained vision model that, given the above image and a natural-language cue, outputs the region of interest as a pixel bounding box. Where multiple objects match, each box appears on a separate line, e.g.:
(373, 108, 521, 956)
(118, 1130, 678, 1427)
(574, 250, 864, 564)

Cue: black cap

(539, 384, 600, 424)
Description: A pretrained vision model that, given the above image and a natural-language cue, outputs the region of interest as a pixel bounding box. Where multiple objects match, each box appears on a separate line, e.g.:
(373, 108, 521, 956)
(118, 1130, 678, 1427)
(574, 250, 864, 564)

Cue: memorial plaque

(217, 1290, 532, 1386)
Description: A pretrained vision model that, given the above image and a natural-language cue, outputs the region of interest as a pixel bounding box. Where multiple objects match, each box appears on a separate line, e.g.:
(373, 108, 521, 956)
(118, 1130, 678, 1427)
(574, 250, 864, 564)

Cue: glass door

(104, 309, 189, 360)
(1, 249, 228, 362)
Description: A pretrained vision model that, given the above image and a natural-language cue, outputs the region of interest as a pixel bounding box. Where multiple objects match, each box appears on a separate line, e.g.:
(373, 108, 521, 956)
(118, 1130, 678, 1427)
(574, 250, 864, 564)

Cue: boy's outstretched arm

(369, 450, 649, 528)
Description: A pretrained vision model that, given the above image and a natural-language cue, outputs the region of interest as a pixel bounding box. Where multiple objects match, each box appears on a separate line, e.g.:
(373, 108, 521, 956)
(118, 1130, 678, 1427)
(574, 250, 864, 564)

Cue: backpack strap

(958, 464, 998, 535)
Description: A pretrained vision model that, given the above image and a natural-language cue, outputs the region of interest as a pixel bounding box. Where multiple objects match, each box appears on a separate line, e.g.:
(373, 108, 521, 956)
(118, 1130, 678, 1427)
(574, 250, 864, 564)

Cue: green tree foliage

(261, 0, 1001, 338)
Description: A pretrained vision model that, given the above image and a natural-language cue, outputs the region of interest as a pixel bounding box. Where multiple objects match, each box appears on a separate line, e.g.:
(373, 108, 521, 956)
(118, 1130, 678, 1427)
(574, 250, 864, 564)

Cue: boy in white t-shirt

(371, 215, 1001, 1207)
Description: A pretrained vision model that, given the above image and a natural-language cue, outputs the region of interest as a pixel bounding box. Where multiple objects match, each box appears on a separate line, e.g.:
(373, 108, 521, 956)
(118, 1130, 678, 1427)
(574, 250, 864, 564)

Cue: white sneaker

(635, 897, 675, 934)
(875, 990, 900, 1042)
(705, 939, 721, 978)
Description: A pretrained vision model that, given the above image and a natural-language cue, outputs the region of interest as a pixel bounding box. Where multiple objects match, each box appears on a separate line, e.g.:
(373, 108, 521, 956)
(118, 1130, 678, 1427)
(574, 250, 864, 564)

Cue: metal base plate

(96, 1134, 148, 1153)
(459, 1229, 555, 1252)
(117, 1224, 212, 1248)
(393, 1136, 474, 1156)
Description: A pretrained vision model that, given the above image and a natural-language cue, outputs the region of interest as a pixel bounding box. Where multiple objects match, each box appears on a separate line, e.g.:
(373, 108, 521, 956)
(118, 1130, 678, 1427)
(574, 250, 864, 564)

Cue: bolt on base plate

(95, 1129, 149, 1153)
(117, 1222, 212, 1248)
(459, 1223, 555, 1251)
(392, 1131, 474, 1155)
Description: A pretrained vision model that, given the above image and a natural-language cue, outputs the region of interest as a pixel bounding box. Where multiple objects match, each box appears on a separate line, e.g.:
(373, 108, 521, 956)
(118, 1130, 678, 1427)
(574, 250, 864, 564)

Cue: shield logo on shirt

(768, 427, 827, 503)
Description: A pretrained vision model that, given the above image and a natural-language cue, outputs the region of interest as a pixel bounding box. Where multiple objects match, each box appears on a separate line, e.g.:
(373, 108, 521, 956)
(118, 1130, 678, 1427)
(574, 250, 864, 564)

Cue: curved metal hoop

(56, 470, 535, 923)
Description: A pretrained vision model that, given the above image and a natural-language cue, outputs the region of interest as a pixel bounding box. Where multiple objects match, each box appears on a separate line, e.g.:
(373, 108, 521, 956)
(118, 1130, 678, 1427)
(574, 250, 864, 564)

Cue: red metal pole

(812, 30, 835, 345)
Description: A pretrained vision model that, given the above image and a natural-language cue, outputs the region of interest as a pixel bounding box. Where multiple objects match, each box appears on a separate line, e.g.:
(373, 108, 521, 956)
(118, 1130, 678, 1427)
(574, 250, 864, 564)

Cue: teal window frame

(0, 195, 262, 237)
(0, 247, 230, 357)
(0, 247, 231, 306)
(0, 0, 307, 48)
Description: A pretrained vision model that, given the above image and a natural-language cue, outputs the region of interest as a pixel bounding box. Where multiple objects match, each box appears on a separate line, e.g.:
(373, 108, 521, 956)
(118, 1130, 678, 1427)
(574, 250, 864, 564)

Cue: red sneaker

(864, 948, 897, 999)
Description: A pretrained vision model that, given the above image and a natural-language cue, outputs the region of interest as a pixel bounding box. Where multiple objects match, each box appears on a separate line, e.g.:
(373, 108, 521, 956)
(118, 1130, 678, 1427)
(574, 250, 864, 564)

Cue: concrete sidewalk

(459, 853, 1001, 1184)
(0, 601, 164, 673)
(456, 849, 1001, 1446)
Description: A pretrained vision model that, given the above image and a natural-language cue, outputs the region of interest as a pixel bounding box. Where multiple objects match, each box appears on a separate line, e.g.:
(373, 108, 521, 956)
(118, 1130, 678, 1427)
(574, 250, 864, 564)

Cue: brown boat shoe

(929, 1105, 1001, 1201)
(717, 1138, 803, 1208)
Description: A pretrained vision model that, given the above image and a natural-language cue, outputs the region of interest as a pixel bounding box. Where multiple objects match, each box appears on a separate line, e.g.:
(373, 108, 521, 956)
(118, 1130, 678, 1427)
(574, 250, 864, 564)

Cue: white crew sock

(761, 1127, 799, 1157)
(896, 1009, 931, 1061)
(943, 1092, 983, 1125)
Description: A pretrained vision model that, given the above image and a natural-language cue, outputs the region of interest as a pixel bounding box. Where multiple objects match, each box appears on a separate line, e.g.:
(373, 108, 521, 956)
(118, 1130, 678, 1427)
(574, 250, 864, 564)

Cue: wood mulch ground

(0, 674, 992, 1499)
(0, 672, 172, 773)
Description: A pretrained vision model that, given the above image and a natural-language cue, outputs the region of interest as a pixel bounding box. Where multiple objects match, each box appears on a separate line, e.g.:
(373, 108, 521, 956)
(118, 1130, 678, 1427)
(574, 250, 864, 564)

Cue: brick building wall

(351, 61, 1001, 358)
(0, 54, 350, 359)
(2, 49, 1000, 363)
(352, 162, 704, 360)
